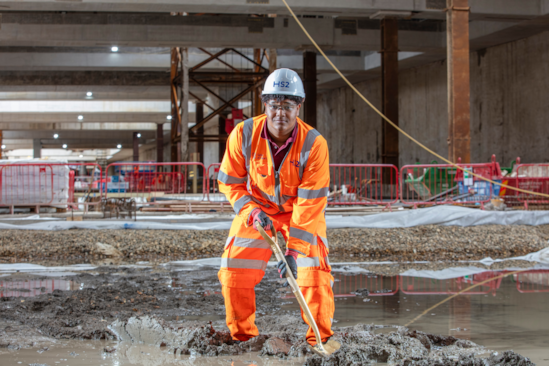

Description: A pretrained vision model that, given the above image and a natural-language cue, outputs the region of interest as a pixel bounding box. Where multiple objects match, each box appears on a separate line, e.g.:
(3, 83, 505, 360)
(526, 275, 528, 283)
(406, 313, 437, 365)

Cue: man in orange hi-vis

(217, 68, 333, 347)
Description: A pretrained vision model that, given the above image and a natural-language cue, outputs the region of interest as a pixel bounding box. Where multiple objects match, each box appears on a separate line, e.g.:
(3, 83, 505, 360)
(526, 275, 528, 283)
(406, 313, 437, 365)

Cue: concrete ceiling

(0, 1, 548, 157)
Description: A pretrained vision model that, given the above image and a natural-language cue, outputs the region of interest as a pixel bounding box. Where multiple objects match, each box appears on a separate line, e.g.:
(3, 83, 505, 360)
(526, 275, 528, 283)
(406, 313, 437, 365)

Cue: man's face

(264, 99, 302, 135)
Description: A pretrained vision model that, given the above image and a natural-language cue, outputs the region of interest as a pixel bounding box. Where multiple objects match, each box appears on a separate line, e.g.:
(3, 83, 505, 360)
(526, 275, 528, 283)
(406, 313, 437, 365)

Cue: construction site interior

(1, 0, 549, 365)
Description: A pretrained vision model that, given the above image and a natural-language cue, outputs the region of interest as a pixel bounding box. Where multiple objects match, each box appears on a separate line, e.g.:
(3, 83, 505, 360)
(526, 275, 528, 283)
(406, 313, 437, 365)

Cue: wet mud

(0, 265, 536, 365)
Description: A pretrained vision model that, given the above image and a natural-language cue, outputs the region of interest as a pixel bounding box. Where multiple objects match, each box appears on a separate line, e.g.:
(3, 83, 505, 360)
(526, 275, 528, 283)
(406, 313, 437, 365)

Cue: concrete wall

(317, 30, 549, 166)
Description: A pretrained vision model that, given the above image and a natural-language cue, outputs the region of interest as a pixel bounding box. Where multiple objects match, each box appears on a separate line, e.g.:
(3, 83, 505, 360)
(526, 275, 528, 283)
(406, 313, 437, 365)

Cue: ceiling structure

(0, 0, 548, 160)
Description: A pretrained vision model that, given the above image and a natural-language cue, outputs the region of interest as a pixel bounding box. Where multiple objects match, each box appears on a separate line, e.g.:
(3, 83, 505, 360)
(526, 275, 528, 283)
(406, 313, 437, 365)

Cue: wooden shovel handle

(255, 223, 327, 354)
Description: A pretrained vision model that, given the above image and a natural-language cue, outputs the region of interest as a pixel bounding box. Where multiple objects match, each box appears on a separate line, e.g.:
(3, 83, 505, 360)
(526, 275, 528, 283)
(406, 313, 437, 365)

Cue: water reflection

(0, 278, 78, 298)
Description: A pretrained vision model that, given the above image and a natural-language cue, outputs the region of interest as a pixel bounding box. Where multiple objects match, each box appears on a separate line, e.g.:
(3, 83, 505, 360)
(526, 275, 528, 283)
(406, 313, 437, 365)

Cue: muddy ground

(1, 224, 548, 264)
(0, 265, 535, 365)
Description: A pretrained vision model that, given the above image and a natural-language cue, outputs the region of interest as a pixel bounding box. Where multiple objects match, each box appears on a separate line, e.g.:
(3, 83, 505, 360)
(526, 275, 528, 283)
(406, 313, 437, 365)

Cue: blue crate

(458, 179, 501, 202)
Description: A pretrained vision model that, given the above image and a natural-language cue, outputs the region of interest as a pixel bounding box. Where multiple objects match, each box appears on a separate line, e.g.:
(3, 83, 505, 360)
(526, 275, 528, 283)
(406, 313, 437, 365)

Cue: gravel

(0, 225, 548, 263)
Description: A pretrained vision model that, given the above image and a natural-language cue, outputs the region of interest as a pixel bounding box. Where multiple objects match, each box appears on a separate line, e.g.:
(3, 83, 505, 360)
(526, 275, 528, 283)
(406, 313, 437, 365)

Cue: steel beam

(303, 51, 317, 128)
(447, 0, 471, 163)
(253, 49, 263, 117)
(196, 102, 204, 164)
(180, 48, 190, 162)
(381, 18, 399, 168)
(170, 47, 181, 163)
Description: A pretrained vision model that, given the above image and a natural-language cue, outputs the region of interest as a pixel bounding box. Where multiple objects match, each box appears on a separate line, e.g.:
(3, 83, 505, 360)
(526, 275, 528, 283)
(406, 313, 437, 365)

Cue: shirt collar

(262, 120, 297, 154)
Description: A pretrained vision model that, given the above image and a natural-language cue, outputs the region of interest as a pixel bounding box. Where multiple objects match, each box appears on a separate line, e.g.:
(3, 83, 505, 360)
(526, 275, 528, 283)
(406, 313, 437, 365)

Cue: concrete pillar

(447, 0, 471, 163)
(170, 47, 180, 163)
(180, 47, 190, 162)
(133, 132, 139, 161)
(33, 138, 41, 159)
(303, 51, 317, 128)
(196, 102, 204, 163)
(381, 18, 399, 168)
(156, 123, 163, 163)
(0, 130, 2, 160)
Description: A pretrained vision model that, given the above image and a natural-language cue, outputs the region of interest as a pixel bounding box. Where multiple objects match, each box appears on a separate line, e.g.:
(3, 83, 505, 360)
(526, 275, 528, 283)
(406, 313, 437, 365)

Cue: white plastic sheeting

(2, 205, 549, 231)
(0, 159, 70, 205)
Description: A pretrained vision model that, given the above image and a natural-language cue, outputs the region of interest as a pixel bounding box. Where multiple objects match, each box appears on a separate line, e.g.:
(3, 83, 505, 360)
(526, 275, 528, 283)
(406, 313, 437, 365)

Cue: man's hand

(250, 208, 273, 231)
(277, 249, 298, 286)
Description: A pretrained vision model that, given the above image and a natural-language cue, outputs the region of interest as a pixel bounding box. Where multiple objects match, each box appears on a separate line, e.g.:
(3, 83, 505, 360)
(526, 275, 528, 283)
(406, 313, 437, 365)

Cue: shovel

(255, 223, 341, 357)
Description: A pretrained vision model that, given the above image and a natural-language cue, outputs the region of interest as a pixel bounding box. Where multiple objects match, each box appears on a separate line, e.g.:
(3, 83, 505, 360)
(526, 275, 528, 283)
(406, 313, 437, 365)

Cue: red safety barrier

(206, 163, 229, 203)
(400, 155, 503, 208)
(329, 164, 399, 208)
(0, 278, 77, 298)
(401, 271, 503, 296)
(515, 270, 549, 293)
(0, 162, 103, 215)
(104, 162, 207, 209)
(514, 164, 549, 209)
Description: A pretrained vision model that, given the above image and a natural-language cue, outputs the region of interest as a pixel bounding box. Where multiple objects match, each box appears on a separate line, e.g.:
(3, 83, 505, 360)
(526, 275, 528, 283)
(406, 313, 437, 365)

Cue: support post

(381, 18, 399, 168)
(170, 47, 180, 162)
(180, 48, 190, 162)
(156, 123, 163, 163)
(253, 49, 263, 116)
(33, 138, 41, 159)
(303, 51, 317, 128)
(268, 49, 277, 73)
(133, 132, 139, 162)
(447, 0, 471, 163)
(196, 102, 204, 164)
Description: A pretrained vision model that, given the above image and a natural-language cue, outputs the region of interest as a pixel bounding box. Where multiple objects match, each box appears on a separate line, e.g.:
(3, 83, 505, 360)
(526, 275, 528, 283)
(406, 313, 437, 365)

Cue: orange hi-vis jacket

(218, 115, 330, 258)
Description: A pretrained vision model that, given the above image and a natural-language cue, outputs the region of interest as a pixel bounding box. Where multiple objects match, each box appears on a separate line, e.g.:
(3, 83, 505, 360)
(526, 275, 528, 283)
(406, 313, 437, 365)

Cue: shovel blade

(310, 339, 341, 357)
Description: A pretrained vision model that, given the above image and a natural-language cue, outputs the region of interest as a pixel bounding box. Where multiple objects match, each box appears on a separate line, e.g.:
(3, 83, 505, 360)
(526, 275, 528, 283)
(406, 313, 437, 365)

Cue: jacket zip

(266, 135, 293, 213)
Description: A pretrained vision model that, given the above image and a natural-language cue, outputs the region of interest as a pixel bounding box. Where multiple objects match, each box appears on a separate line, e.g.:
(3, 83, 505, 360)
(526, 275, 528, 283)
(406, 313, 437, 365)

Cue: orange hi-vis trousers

(218, 212, 334, 346)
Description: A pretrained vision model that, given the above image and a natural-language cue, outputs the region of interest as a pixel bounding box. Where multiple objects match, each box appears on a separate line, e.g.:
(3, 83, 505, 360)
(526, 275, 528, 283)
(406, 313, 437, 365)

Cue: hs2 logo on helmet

(273, 81, 290, 88)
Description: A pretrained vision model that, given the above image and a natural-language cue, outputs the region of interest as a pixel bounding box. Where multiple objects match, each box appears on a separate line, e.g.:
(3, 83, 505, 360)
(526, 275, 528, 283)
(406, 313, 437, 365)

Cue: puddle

(1, 264, 548, 365)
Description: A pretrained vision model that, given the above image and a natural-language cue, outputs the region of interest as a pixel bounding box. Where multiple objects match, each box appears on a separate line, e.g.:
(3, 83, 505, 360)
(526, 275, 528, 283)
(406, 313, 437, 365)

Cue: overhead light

(137, 133, 141, 138)
(117, 144, 122, 149)
(1, 145, 5, 149)
(111, 46, 119, 52)
(78, 115, 84, 121)
(86, 91, 93, 97)
(53, 133, 59, 139)
(166, 115, 172, 120)
(79, 154, 83, 158)
(62, 144, 68, 149)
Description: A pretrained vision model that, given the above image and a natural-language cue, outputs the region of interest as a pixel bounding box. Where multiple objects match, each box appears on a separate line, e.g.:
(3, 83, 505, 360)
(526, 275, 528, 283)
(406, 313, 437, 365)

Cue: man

(217, 68, 333, 347)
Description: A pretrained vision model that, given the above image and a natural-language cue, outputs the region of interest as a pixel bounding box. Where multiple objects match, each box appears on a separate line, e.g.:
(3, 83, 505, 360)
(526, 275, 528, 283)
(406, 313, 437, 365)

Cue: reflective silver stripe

(319, 236, 329, 249)
(218, 171, 247, 185)
(298, 187, 329, 199)
(220, 258, 268, 271)
(281, 194, 296, 204)
(225, 236, 234, 249)
(256, 185, 277, 203)
(324, 256, 330, 266)
(297, 256, 320, 268)
(290, 227, 315, 244)
(299, 129, 321, 180)
(241, 118, 254, 174)
(233, 195, 252, 214)
(233, 237, 270, 249)
(330, 279, 334, 287)
(330, 318, 334, 325)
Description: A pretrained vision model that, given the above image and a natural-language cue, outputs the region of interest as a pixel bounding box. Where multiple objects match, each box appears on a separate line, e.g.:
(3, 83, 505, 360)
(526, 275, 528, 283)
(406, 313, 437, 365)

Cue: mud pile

(107, 315, 534, 366)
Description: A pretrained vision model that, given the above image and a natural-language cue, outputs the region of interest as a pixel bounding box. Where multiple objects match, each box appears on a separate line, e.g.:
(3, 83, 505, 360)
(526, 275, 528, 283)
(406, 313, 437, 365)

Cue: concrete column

(0, 130, 2, 160)
(170, 47, 180, 163)
(33, 138, 41, 159)
(381, 18, 399, 168)
(447, 0, 471, 163)
(180, 47, 190, 162)
(303, 51, 317, 128)
(196, 102, 204, 163)
(156, 123, 163, 163)
(133, 132, 139, 161)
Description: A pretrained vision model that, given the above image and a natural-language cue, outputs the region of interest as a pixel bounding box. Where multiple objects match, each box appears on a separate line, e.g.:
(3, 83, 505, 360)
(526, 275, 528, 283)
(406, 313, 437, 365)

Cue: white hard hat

(262, 68, 305, 98)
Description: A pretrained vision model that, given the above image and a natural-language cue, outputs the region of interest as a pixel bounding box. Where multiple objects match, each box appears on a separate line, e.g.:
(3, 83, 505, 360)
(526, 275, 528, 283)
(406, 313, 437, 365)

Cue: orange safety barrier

(401, 271, 503, 296)
(515, 270, 549, 293)
(400, 155, 503, 208)
(0, 162, 102, 215)
(328, 164, 399, 208)
(104, 162, 207, 209)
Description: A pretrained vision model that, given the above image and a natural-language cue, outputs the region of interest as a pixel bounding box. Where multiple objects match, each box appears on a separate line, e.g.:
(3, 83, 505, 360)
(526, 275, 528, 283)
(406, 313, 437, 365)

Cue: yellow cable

(404, 269, 525, 327)
(281, 0, 549, 200)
